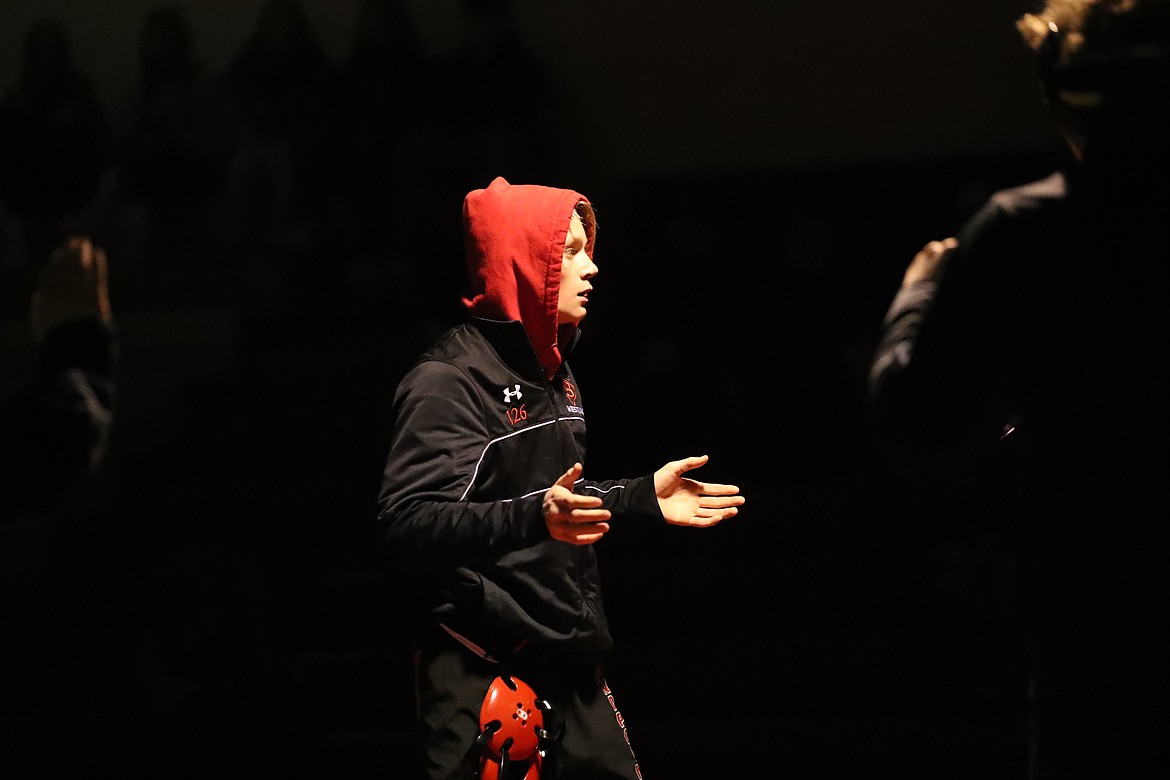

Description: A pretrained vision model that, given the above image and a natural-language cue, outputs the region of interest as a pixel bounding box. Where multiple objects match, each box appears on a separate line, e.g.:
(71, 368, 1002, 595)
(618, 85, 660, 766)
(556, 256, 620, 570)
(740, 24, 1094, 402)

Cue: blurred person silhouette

(868, 1, 1170, 777)
(114, 5, 232, 252)
(1, 236, 116, 513)
(1, 236, 121, 774)
(220, 0, 334, 253)
(0, 19, 113, 269)
(378, 176, 745, 779)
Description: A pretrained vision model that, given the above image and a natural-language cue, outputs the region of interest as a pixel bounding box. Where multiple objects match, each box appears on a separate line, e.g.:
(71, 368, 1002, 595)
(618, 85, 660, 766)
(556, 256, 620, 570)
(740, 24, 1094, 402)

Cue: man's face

(558, 211, 597, 326)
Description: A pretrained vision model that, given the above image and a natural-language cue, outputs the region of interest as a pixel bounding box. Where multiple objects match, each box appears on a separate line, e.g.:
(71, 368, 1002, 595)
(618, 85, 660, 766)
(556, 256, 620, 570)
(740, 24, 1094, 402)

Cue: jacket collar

(472, 317, 579, 382)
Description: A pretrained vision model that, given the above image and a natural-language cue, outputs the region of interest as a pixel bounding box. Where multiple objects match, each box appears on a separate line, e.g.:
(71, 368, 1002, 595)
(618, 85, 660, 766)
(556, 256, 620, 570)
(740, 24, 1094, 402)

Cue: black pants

(412, 629, 642, 780)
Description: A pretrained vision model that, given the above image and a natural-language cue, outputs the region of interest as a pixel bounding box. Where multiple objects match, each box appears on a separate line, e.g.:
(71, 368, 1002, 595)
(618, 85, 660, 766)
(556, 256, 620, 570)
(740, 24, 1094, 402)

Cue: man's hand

(543, 462, 612, 545)
(902, 237, 957, 288)
(30, 236, 111, 341)
(654, 455, 744, 527)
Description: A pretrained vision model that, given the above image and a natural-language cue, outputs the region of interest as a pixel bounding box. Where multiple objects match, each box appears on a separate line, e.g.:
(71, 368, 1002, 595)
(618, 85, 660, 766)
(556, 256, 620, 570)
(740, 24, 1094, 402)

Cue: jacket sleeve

(866, 204, 1015, 473)
(377, 360, 549, 561)
(578, 474, 663, 523)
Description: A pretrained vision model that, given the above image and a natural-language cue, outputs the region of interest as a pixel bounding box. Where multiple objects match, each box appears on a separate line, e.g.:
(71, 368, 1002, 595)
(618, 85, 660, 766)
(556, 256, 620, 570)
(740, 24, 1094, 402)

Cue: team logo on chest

(563, 379, 583, 416)
(503, 384, 523, 404)
(503, 384, 526, 426)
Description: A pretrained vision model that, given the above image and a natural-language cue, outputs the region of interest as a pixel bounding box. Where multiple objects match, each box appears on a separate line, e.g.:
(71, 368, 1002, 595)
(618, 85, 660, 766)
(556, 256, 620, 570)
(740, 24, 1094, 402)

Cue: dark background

(1, 1, 1067, 776)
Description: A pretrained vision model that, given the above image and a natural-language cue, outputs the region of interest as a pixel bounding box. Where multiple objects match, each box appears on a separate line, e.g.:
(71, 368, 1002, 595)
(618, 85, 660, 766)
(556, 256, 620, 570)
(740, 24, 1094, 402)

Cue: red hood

(462, 176, 593, 378)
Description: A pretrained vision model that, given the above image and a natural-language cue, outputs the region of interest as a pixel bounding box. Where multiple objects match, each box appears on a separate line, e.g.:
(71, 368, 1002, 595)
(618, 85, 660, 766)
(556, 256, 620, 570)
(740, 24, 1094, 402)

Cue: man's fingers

(694, 482, 741, 497)
(552, 494, 605, 512)
(571, 508, 610, 522)
(72, 236, 94, 269)
(678, 506, 739, 527)
(549, 509, 610, 529)
(555, 462, 583, 490)
(93, 247, 111, 320)
(551, 520, 610, 545)
(561, 528, 608, 545)
(674, 454, 709, 474)
(543, 463, 607, 546)
(699, 494, 745, 508)
(920, 237, 958, 256)
(551, 507, 610, 525)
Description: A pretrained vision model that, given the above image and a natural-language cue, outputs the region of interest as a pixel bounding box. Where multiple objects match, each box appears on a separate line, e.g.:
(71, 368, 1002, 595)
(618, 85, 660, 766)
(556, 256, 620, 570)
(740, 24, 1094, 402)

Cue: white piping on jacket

(457, 415, 625, 502)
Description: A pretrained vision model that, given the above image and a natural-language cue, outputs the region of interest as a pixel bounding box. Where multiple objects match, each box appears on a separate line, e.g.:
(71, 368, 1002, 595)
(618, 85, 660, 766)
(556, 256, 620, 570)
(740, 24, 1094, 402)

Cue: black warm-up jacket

(378, 317, 662, 668)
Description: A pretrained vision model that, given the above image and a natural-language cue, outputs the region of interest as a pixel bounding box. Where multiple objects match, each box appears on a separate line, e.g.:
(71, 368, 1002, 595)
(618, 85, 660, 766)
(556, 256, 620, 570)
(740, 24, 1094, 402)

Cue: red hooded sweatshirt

(462, 176, 593, 379)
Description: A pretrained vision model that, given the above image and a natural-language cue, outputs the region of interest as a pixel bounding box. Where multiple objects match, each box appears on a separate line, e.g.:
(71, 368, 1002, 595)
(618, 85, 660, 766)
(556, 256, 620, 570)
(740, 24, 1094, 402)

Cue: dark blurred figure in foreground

(1, 236, 116, 512)
(220, 0, 334, 254)
(868, 1, 1169, 777)
(1, 237, 121, 774)
(0, 19, 112, 270)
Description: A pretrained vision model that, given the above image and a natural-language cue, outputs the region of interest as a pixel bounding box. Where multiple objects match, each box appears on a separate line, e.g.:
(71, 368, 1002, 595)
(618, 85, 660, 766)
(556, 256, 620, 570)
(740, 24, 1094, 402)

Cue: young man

(868, 2, 1169, 777)
(378, 176, 744, 779)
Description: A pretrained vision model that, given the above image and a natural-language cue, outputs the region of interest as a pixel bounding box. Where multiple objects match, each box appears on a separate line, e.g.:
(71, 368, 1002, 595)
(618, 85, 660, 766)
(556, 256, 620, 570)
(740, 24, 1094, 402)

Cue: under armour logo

(503, 385, 523, 404)
(513, 703, 529, 723)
